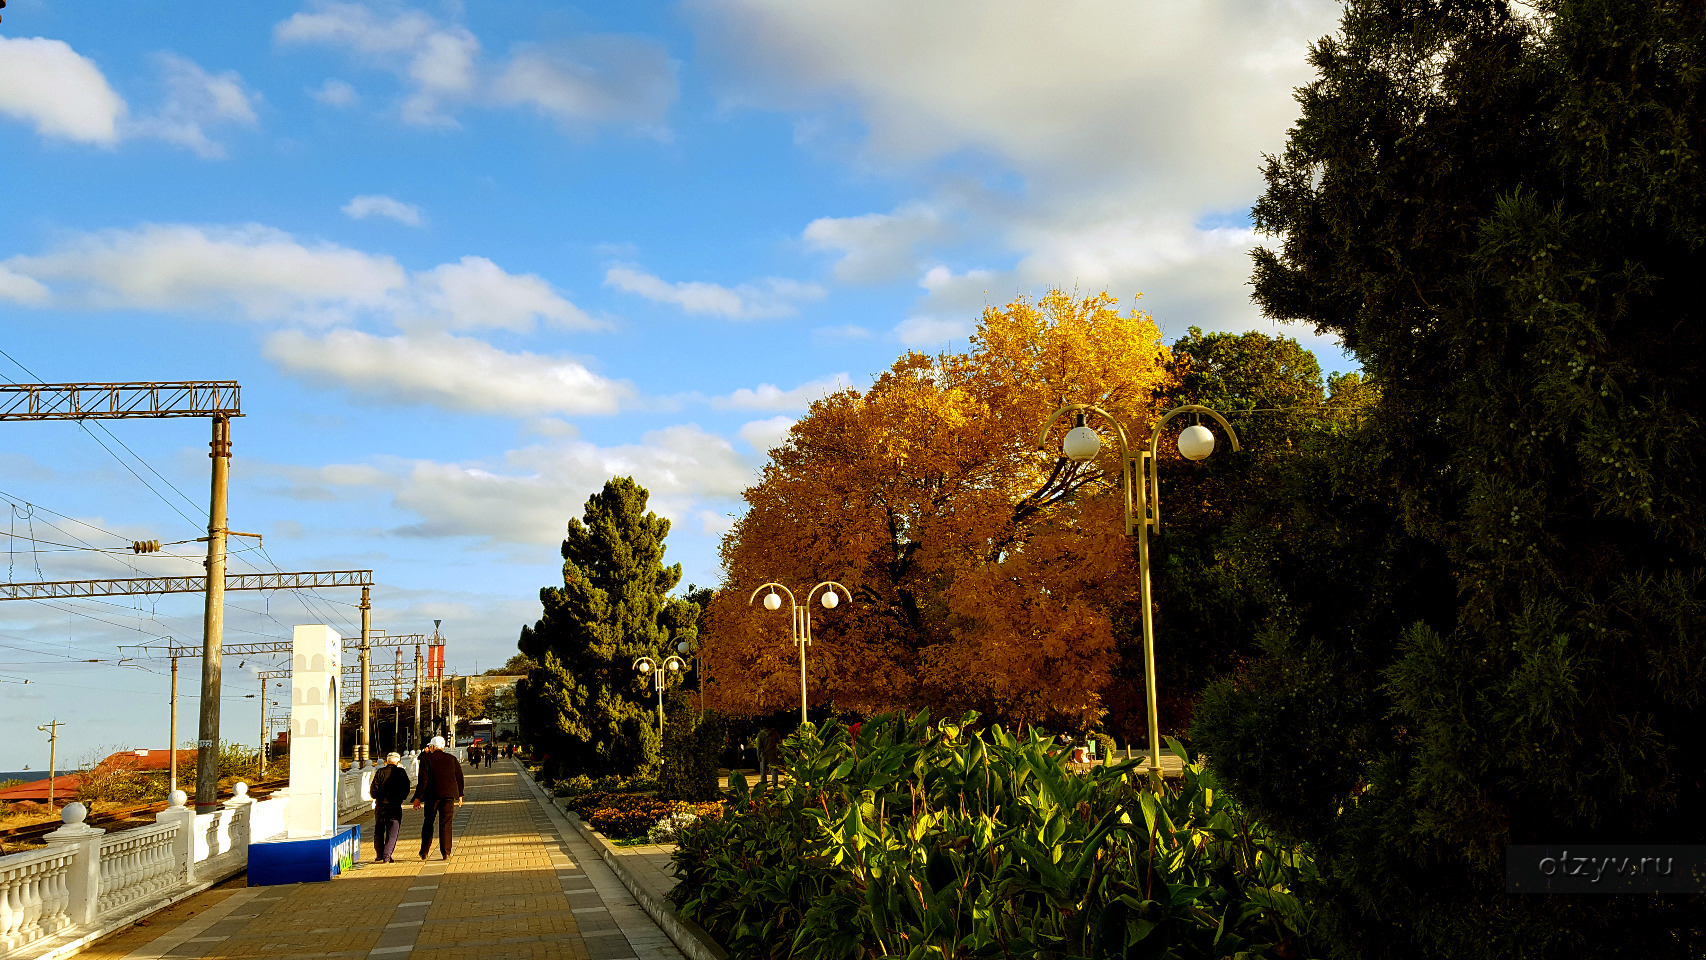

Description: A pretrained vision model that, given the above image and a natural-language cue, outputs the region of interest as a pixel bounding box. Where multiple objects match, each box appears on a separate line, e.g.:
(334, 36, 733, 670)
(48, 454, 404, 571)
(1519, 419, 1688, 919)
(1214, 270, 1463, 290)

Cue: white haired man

(411, 736, 465, 860)
(367, 752, 410, 863)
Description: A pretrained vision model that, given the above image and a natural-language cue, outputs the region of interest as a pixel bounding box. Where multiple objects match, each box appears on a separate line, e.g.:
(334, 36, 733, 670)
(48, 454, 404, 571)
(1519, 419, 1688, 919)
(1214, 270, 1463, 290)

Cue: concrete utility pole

(36, 719, 62, 807)
(358, 585, 371, 766)
(393, 648, 401, 754)
(169, 655, 180, 795)
(196, 414, 231, 812)
(413, 642, 423, 748)
(257, 672, 267, 778)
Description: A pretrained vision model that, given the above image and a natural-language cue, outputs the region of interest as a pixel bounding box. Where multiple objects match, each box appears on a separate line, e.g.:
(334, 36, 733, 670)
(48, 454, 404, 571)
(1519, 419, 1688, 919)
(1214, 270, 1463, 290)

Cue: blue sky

(0, 0, 1347, 769)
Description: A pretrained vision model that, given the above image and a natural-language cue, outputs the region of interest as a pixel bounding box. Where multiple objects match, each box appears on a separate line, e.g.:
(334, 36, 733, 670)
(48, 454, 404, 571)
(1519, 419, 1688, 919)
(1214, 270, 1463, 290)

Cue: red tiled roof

(0, 774, 81, 802)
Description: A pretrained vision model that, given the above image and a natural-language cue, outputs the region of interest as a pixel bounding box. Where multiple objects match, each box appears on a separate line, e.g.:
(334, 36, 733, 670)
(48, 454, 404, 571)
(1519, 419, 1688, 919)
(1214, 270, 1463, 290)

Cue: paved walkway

(78, 761, 684, 960)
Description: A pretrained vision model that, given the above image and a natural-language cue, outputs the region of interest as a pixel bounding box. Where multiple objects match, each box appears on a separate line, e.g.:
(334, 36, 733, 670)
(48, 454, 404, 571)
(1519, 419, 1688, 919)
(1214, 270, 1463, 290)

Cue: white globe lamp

(638, 660, 652, 673)
(821, 591, 839, 609)
(1062, 413, 1102, 463)
(1177, 424, 1216, 461)
(763, 592, 782, 611)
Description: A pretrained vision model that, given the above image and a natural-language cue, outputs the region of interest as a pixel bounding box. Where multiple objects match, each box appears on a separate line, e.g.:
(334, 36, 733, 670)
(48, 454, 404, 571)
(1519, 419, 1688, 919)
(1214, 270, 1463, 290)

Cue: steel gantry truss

(0, 382, 241, 421)
(0, 570, 374, 601)
(2, 379, 243, 811)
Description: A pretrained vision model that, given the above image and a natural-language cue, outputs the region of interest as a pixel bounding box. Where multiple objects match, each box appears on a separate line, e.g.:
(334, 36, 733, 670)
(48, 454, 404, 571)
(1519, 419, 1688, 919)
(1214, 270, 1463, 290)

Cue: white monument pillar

(286, 624, 341, 839)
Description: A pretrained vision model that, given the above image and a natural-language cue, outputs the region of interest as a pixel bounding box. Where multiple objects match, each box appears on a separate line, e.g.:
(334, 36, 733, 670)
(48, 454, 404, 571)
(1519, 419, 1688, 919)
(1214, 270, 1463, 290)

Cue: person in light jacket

(367, 752, 411, 863)
(411, 736, 465, 860)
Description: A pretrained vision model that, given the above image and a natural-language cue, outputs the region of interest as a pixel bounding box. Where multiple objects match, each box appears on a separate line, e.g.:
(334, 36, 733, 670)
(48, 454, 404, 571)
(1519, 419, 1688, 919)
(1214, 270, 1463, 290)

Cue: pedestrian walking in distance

(368, 752, 410, 863)
(412, 736, 465, 860)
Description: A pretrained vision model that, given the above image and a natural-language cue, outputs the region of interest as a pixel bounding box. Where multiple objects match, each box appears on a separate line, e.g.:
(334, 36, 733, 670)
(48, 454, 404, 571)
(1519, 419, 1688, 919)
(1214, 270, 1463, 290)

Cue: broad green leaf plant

(671, 711, 1318, 959)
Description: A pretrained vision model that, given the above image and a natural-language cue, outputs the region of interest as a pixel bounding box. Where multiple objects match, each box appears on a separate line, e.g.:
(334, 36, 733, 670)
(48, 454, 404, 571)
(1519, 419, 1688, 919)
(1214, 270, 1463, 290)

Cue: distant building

(448, 675, 522, 739)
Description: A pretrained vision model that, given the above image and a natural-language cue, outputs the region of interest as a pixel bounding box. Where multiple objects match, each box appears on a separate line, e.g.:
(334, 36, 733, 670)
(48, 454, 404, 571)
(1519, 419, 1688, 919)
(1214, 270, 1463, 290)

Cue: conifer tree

(516, 477, 700, 777)
(1194, 1, 1706, 956)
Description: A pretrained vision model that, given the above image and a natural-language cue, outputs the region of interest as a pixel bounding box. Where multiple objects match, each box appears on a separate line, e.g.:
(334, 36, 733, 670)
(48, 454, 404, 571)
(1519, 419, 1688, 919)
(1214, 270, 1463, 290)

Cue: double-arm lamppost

(633, 654, 686, 740)
(750, 581, 852, 725)
(1037, 403, 1240, 776)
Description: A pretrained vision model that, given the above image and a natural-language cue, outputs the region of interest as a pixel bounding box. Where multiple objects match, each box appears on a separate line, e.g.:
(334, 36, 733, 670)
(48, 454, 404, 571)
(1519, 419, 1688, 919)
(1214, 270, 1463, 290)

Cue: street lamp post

(1037, 403, 1240, 777)
(749, 581, 852, 726)
(675, 640, 704, 718)
(633, 655, 686, 742)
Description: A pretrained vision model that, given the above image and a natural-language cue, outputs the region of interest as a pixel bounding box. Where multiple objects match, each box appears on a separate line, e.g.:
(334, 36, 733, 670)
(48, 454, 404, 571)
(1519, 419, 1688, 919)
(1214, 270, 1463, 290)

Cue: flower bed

(563, 790, 722, 840)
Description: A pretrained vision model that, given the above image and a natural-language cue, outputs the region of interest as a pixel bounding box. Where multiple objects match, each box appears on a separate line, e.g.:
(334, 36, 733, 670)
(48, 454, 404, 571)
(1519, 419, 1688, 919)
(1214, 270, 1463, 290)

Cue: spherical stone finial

(233, 782, 249, 798)
(62, 801, 88, 824)
(167, 790, 188, 808)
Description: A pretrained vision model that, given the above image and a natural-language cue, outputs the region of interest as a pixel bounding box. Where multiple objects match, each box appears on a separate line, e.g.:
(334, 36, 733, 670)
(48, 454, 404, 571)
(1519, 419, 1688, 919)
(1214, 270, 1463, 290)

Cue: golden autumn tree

(703, 290, 1172, 730)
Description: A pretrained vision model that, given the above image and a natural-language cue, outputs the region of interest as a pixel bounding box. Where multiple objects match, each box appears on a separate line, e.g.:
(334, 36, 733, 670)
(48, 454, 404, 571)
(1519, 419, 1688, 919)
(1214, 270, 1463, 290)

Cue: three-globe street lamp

(633, 654, 686, 741)
(749, 581, 853, 726)
(1037, 403, 1241, 777)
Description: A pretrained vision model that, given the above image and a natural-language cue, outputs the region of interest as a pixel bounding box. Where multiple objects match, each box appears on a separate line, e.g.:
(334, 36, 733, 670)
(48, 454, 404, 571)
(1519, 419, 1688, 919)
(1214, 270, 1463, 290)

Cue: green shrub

(657, 708, 727, 801)
(671, 710, 1318, 959)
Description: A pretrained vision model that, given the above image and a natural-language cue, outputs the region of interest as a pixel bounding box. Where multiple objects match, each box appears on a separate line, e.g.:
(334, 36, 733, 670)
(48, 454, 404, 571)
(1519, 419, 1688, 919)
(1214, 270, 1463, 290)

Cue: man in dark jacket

(411, 736, 465, 860)
(368, 752, 411, 863)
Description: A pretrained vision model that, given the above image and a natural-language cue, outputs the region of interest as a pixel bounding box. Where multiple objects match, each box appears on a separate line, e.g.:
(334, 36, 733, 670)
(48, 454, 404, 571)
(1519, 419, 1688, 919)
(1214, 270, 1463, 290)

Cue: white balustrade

(0, 846, 75, 954)
(94, 823, 178, 918)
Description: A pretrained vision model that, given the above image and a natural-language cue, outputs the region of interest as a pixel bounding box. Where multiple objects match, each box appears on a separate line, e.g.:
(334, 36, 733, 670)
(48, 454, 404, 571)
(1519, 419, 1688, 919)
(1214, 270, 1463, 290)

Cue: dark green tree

(515, 477, 702, 778)
(1193, 1, 1706, 957)
(1104, 328, 1342, 743)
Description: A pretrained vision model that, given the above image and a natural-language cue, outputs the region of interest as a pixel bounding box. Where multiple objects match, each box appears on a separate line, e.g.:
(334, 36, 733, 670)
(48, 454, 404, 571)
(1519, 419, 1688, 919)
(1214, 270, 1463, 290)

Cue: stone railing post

(222, 783, 253, 860)
(43, 803, 105, 927)
(154, 790, 197, 886)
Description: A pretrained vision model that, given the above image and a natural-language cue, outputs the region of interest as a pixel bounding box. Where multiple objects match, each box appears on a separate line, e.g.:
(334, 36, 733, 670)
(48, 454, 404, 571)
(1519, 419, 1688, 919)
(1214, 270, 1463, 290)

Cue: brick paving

(78, 761, 684, 960)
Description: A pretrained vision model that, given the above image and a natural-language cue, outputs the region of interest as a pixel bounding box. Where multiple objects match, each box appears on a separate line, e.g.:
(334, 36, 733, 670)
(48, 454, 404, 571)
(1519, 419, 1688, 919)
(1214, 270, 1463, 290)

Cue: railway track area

(0, 777, 288, 854)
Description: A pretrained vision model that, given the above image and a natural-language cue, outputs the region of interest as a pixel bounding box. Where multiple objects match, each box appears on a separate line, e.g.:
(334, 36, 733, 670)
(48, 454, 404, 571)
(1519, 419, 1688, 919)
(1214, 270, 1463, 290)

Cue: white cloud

(714, 373, 851, 411)
(604, 265, 824, 319)
(275, 1, 478, 125)
(0, 41, 258, 157)
(410, 256, 594, 331)
(0, 266, 50, 305)
(2, 223, 592, 331)
(492, 38, 678, 135)
(277, 1, 677, 133)
(312, 78, 360, 106)
(130, 54, 261, 158)
(0, 37, 126, 145)
(893, 314, 976, 347)
(813, 324, 871, 339)
(696, 0, 1341, 337)
(738, 415, 795, 454)
(6, 223, 403, 321)
(343, 194, 424, 226)
(300, 426, 753, 546)
(696, 510, 735, 534)
(265, 329, 629, 416)
(692, 0, 1335, 210)
(803, 202, 945, 283)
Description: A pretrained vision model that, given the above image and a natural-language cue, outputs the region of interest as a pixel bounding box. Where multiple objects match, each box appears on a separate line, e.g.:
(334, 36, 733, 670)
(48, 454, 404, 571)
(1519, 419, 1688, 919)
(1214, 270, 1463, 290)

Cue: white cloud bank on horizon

(282, 426, 755, 547)
(276, 1, 678, 135)
(0, 37, 260, 157)
(0, 223, 593, 331)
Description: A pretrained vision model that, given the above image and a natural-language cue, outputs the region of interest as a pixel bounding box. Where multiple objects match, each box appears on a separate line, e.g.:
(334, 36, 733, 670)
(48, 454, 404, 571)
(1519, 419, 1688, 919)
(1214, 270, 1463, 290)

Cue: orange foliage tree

(703, 291, 1173, 730)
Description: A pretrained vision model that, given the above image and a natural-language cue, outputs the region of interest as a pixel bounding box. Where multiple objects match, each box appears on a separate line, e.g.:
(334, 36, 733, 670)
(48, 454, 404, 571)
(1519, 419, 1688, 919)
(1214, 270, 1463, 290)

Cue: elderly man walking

(368, 752, 410, 863)
(411, 736, 465, 860)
